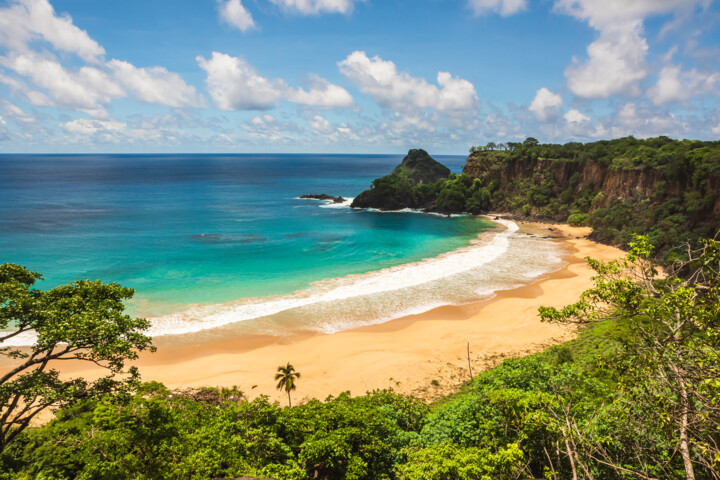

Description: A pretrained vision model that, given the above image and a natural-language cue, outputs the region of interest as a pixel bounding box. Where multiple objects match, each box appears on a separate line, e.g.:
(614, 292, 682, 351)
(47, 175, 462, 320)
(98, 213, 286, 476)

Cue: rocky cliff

(350, 137, 720, 257)
(350, 149, 451, 210)
(462, 152, 719, 216)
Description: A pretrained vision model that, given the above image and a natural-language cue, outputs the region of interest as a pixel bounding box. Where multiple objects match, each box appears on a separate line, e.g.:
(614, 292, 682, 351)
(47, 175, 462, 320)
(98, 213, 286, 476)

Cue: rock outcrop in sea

(350, 149, 450, 211)
(300, 194, 346, 203)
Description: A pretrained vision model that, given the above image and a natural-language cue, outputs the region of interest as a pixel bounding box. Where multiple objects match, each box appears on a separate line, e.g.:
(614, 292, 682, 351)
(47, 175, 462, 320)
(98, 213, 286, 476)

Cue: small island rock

(300, 194, 346, 203)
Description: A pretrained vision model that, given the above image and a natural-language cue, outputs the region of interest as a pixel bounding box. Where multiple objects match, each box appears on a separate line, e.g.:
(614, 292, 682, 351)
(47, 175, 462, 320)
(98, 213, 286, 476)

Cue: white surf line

(1, 219, 519, 345)
(142, 219, 519, 338)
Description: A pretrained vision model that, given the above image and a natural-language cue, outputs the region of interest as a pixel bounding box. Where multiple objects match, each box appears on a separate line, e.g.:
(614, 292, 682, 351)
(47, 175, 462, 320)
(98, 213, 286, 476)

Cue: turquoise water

(0, 154, 488, 318)
(1, 154, 567, 343)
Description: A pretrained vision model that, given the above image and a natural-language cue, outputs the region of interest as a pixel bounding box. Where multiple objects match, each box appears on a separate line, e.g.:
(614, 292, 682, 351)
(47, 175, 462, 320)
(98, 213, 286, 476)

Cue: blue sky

(0, 0, 718, 154)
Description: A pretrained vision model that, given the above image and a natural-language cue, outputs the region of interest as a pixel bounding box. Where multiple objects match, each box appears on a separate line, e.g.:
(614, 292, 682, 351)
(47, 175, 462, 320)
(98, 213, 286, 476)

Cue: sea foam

(1, 218, 565, 346)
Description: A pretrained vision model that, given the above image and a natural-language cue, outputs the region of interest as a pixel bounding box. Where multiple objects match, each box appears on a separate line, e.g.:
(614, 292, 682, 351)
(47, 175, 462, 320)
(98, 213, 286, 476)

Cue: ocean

(0, 154, 565, 344)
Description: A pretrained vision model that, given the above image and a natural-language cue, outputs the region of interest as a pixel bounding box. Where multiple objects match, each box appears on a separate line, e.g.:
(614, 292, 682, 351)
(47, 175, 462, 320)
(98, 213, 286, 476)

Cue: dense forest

(1, 234, 719, 479)
(352, 137, 720, 261)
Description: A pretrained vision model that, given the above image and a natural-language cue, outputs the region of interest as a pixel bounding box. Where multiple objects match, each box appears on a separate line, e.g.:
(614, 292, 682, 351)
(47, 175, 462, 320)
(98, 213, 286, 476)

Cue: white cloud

(218, 0, 256, 32)
(564, 21, 648, 98)
(240, 113, 304, 143)
(60, 118, 126, 143)
(529, 87, 563, 121)
(307, 114, 361, 143)
(338, 51, 479, 117)
(553, 0, 701, 29)
(1, 53, 124, 115)
(108, 60, 204, 108)
(555, 0, 706, 99)
(309, 114, 333, 134)
(197, 51, 353, 110)
(647, 65, 720, 105)
(197, 52, 286, 110)
(0, 0, 105, 63)
(287, 75, 354, 108)
(468, 0, 527, 16)
(712, 123, 720, 136)
(0, 99, 34, 122)
(605, 102, 688, 138)
(564, 108, 591, 124)
(269, 0, 362, 15)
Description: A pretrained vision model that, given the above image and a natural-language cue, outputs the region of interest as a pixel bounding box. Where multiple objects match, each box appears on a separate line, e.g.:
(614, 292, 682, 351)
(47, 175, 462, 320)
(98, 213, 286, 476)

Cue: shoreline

(47, 219, 626, 404)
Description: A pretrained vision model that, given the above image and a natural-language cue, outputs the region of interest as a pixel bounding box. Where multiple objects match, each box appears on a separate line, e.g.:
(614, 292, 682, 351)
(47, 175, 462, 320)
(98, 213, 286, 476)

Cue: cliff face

(462, 154, 716, 214)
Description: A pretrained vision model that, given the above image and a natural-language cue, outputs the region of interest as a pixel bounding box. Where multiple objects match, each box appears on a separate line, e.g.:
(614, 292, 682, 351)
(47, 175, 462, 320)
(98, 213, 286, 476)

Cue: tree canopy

(0, 264, 154, 451)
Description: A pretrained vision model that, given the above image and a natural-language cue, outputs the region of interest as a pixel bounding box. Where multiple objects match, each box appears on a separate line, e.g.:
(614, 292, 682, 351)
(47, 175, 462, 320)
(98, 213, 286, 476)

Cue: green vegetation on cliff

(351, 149, 452, 211)
(2, 235, 719, 479)
(464, 136, 720, 259)
(353, 137, 720, 260)
(350, 149, 490, 214)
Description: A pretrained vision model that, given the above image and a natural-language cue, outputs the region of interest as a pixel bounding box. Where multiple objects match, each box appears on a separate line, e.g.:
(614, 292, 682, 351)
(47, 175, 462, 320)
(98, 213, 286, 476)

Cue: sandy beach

(44, 219, 626, 405)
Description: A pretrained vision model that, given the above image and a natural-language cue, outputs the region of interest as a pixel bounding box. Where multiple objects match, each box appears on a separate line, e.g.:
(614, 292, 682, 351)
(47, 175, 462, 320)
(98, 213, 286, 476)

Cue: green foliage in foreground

(0, 264, 154, 452)
(1, 236, 719, 479)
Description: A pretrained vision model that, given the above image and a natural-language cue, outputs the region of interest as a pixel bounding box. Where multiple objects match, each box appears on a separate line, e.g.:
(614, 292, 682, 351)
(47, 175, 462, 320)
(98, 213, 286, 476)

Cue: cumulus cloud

(0, 0, 205, 116)
(108, 60, 204, 108)
(564, 22, 648, 98)
(647, 65, 720, 106)
(529, 87, 563, 122)
(240, 113, 304, 143)
(218, 0, 256, 32)
(287, 75, 354, 108)
(564, 108, 591, 124)
(468, 0, 527, 16)
(338, 51, 479, 119)
(555, 0, 705, 99)
(1, 53, 124, 115)
(607, 102, 688, 138)
(197, 52, 286, 110)
(307, 114, 361, 143)
(553, 0, 701, 29)
(0, 0, 105, 63)
(309, 114, 333, 134)
(62, 117, 126, 135)
(1, 99, 34, 122)
(269, 0, 362, 15)
(197, 52, 353, 110)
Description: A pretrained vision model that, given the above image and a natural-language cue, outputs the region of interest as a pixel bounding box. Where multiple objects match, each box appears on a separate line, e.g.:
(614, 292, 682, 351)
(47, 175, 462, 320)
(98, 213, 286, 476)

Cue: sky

(0, 0, 719, 154)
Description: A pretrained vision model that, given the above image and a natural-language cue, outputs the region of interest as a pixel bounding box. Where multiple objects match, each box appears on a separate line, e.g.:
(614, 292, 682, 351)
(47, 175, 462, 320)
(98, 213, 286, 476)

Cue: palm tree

(275, 362, 301, 407)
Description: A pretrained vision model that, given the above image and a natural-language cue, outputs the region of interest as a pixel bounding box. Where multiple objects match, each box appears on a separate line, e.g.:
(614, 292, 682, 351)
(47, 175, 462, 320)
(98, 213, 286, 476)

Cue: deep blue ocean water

(0, 154, 488, 315)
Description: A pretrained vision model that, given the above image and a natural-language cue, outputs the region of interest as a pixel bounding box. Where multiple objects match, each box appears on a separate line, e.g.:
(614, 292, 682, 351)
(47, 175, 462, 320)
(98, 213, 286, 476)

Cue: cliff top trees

(0, 263, 154, 451)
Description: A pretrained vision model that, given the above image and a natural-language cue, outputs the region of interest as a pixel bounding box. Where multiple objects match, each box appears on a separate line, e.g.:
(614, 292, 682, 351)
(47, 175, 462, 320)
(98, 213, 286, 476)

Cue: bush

(567, 213, 591, 227)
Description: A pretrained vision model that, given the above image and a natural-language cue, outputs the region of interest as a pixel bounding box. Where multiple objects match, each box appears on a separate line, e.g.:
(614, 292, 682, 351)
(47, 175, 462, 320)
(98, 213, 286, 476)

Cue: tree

(539, 236, 720, 479)
(275, 363, 301, 407)
(0, 264, 155, 452)
(523, 137, 539, 148)
(486, 142, 497, 151)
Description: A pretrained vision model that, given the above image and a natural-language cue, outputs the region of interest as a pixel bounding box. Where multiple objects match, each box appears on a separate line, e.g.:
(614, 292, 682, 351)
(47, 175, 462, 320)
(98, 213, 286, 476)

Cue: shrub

(567, 213, 591, 227)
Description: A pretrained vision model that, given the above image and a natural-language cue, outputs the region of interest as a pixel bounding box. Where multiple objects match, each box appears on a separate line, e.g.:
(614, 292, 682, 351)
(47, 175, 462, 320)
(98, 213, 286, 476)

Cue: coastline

(52, 219, 626, 404)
